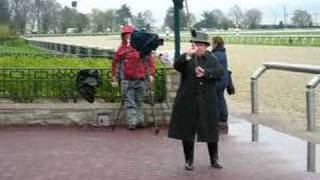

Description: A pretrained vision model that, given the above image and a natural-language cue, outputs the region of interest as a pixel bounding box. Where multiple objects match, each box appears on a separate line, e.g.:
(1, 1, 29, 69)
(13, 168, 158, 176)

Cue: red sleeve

(148, 55, 155, 77)
(111, 47, 121, 78)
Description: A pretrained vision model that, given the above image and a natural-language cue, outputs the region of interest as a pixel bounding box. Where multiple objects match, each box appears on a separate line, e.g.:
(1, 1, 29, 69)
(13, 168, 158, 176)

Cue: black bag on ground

(227, 70, 235, 95)
(75, 69, 102, 103)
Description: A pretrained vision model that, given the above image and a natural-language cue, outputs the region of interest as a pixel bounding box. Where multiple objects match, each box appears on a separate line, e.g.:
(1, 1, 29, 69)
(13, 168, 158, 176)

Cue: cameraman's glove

(149, 75, 155, 83)
(110, 77, 118, 88)
(111, 81, 118, 88)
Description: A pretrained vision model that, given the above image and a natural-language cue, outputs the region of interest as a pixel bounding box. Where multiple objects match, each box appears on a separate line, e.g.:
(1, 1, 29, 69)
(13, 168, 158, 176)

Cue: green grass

(0, 54, 166, 103)
(0, 24, 14, 37)
(0, 55, 111, 102)
(0, 56, 110, 68)
(0, 44, 46, 53)
(0, 38, 49, 54)
(0, 54, 166, 69)
(0, 37, 167, 102)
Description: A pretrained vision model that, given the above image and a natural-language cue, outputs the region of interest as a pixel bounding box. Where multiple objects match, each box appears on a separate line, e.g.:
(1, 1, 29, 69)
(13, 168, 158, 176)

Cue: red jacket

(111, 39, 155, 80)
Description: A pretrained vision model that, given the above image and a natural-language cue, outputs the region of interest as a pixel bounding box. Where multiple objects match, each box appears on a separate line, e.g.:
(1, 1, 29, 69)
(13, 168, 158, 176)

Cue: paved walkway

(0, 119, 319, 180)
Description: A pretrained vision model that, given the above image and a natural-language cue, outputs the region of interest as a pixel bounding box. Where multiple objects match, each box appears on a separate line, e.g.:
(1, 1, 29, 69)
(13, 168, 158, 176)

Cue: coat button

(200, 82, 203, 86)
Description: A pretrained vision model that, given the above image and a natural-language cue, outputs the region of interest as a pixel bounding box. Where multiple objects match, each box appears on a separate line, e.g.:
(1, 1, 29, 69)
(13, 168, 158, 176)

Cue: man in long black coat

(168, 31, 224, 170)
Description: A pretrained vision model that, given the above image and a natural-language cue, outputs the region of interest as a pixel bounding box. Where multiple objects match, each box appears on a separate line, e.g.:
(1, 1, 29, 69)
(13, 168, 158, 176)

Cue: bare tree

(35, 0, 42, 32)
(164, 7, 190, 30)
(194, 11, 219, 29)
(132, 12, 145, 29)
(229, 5, 243, 28)
(0, 0, 10, 24)
(194, 9, 231, 30)
(291, 9, 312, 27)
(243, 9, 262, 29)
(104, 9, 116, 32)
(133, 10, 155, 29)
(143, 10, 154, 28)
(9, 0, 32, 33)
(90, 9, 106, 32)
(76, 13, 89, 33)
(40, 0, 62, 33)
(28, 0, 62, 33)
(115, 4, 132, 26)
(59, 6, 89, 33)
(212, 9, 226, 26)
(28, 1, 38, 32)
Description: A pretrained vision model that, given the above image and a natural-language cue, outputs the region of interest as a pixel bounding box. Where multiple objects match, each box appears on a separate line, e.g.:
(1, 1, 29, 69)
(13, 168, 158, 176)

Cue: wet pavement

(0, 119, 319, 180)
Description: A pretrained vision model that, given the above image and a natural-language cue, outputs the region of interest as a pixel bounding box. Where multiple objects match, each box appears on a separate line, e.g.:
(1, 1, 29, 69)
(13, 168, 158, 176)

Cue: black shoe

(128, 124, 137, 131)
(211, 159, 223, 169)
(184, 162, 194, 171)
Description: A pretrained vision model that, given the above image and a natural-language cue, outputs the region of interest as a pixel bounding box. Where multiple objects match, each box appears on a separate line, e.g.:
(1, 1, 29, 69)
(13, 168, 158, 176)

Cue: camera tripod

(94, 51, 163, 134)
(111, 88, 160, 134)
(95, 86, 160, 135)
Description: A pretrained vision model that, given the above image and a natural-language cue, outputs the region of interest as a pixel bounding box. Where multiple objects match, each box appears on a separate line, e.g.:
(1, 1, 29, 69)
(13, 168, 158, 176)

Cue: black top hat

(190, 31, 210, 46)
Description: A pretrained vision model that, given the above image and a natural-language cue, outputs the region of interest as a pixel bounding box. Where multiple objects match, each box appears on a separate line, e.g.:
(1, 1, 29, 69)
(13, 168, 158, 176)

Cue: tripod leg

(112, 79, 127, 131)
(112, 101, 124, 131)
(152, 107, 159, 134)
(149, 91, 159, 134)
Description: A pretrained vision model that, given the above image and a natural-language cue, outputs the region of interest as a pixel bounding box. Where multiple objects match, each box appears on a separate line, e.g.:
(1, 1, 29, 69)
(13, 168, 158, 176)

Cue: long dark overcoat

(168, 52, 224, 142)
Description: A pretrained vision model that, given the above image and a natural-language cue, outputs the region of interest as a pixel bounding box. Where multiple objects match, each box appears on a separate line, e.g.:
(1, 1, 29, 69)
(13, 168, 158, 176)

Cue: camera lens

(158, 38, 164, 46)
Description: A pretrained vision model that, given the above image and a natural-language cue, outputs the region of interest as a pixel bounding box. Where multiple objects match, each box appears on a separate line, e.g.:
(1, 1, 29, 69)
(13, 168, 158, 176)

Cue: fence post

(306, 75, 320, 131)
(251, 79, 259, 142)
(306, 88, 316, 131)
(54, 43, 59, 52)
(87, 48, 93, 57)
(251, 79, 259, 114)
(307, 142, 316, 172)
(75, 46, 81, 56)
(250, 66, 267, 142)
(67, 45, 72, 54)
(59, 44, 64, 53)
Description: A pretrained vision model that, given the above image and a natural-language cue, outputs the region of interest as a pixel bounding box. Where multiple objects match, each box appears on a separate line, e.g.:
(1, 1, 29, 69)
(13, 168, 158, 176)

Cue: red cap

(121, 25, 134, 34)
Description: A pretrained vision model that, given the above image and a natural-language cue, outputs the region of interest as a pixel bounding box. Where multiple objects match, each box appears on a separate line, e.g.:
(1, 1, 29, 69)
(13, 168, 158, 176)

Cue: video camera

(130, 30, 164, 59)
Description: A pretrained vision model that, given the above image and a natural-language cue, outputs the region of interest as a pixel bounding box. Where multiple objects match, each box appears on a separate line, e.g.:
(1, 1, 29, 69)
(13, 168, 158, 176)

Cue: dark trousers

(217, 88, 228, 123)
(182, 140, 218, 164)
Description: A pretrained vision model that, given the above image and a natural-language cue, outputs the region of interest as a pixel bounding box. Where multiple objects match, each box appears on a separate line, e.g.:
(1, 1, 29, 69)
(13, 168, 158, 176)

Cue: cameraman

(111, 25, 155, 130)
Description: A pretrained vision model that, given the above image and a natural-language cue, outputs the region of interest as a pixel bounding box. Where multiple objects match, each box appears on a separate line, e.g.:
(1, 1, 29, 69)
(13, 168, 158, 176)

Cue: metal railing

(0, 51, 113, 59)
(166, 35, 320, 46)
(21, 32, 120, 38)
(21, 39, 115, 59)
(223, 36, 320, 46)
(0, 68, 167, 103)
(250, 62, 320, 172)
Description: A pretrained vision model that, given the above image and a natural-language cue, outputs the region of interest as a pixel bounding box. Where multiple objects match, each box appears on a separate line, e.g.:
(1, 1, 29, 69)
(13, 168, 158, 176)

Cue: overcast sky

(56, 0, 320, 26)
